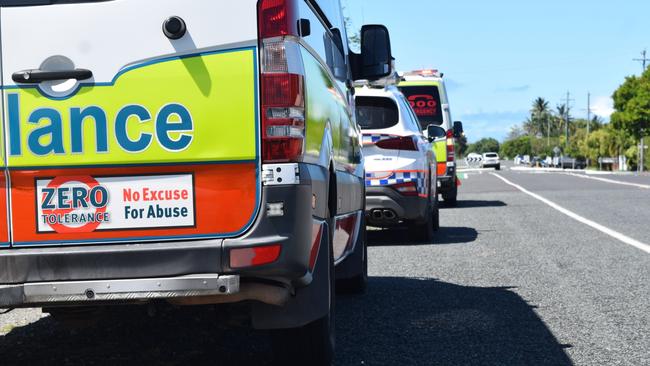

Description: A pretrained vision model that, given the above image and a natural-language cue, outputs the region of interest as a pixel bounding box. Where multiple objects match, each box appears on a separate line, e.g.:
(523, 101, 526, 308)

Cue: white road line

(491, 173, 650, 254)
(565, 172, 650, 189)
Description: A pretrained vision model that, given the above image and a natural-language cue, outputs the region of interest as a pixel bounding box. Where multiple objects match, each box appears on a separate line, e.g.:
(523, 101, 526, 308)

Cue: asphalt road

(1, 168, 649, 365)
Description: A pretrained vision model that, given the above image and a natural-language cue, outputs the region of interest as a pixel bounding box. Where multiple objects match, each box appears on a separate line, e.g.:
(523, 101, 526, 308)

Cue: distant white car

(481, 152, 501, 170)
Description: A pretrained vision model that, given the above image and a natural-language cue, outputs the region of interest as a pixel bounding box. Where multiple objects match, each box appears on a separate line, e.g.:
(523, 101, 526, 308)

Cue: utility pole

(547, 116, 550, 147)
(632, 50, 649, 172)
(633, 49, 649, 72)
(587, 93, 591, 137)
(641, 138, 645, 173)
(564, 91, 574, 148)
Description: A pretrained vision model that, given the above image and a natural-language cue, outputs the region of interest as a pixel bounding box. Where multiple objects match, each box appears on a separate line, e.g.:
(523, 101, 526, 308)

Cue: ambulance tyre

(271, 212, 335, 365)
(442, 184, 457, 207)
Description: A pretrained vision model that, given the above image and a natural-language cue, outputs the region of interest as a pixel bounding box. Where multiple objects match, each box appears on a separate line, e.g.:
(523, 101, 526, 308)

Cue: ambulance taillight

(446, 129, 455, 162)
(259, 0, 306, 163)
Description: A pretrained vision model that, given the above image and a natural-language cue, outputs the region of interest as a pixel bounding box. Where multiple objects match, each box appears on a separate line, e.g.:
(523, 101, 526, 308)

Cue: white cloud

(591, 96, 614, 118)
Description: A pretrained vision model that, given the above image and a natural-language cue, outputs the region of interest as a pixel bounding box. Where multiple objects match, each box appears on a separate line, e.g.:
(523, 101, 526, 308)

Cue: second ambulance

(398, 70, 463, 206)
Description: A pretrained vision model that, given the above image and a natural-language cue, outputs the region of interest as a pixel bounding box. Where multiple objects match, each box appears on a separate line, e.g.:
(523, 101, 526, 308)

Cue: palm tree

(556, 104, 570, 144)
(532, 97, 550, 115)
(530, 97, 551, 145)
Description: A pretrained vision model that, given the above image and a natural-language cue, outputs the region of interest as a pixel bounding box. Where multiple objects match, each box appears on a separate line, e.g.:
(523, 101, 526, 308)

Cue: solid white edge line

(491, 173, 650, 254)
(565, 172, 650, 189)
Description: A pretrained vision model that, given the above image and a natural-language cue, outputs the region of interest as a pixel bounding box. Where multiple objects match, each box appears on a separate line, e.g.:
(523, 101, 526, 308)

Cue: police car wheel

(409, 201, 434, 243)
(432, 197, 440, 232)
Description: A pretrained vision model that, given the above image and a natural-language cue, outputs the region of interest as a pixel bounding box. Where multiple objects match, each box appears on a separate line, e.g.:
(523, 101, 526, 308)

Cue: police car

(398, 70, 464, 206)
(0, 0, 393, 364)
(356, 83, 440, 241)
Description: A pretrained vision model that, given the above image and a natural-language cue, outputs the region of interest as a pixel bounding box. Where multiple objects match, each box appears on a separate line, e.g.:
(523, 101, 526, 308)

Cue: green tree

(611, 69, 650, 170)
(580, 125, 634, 166)
(524, 97, 551, 137)
(500, 136, 533, 158)
(554, 104, 571, 138)
(467, 138, 500, 154)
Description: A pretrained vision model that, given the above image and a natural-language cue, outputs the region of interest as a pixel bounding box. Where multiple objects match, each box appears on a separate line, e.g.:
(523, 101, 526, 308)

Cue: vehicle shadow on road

(337, 277, 574, 366)
(444, 200, 507, 209)
(0, 306, 273, 366)
(0, 277, 573, 366)
(368, 226, 478, 246)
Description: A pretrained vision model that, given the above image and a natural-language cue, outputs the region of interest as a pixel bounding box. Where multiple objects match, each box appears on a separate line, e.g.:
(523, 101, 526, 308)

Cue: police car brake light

(375, 136, 418, 151)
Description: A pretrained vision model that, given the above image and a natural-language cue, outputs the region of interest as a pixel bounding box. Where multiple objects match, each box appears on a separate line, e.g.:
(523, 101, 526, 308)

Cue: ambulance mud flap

(250, 221, 331, 330)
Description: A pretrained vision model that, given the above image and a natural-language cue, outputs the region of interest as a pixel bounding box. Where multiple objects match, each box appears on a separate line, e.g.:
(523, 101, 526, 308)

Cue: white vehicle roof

(354, 85, 422, 136)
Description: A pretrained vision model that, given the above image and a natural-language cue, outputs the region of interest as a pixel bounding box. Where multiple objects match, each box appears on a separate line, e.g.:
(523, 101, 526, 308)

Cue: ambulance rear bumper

(0, 163, 330, 308)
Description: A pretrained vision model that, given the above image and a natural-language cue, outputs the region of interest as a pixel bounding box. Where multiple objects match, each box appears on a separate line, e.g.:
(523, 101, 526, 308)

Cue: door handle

(12, 68, 93, 84)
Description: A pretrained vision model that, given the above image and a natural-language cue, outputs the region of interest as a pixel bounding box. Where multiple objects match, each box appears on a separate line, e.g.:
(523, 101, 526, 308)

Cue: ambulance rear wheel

(442, 184, 457, 207)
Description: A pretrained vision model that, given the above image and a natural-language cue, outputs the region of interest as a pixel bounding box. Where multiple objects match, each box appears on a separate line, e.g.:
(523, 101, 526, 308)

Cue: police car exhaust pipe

(168, 282, 290, 307)
(383, 210, 397, 220)
(371, 210, 384, 220)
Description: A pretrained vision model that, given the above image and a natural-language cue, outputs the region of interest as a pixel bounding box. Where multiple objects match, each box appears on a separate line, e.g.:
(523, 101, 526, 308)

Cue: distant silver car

(482, 152, 501, 170)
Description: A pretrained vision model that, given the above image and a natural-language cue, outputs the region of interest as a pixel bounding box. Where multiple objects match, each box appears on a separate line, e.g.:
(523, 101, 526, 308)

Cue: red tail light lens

(392, 181, 418, 196)
(261, 73, 305, 162)
(262, 73, 303, 107)
(446, 129, 455, 161)
(259, 0, 299, 38)
(375, 136, 418, 151)
(230, 244, 282, 269)
(259, 0, 306, 164)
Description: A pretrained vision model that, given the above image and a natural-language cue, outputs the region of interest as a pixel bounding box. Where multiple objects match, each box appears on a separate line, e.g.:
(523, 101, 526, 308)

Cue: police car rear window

(398, 85, 443, 129)
(0, 0, 108, 6)
(355, 96, 399, 130)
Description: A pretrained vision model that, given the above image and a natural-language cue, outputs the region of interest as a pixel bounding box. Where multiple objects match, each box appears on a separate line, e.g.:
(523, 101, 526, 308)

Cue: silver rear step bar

(1, 274, 239, 307)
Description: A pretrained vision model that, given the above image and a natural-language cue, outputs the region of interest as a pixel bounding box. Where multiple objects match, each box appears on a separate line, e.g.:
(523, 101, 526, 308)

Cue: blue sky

(343, 0, 650, 142)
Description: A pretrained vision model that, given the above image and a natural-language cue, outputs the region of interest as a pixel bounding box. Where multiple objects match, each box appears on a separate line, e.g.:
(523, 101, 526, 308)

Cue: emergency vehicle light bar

(401, 69, 443, 78)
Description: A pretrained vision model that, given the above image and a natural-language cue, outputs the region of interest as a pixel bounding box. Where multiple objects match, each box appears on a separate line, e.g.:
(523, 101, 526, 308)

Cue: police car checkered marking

(365, 171, 427, 195)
